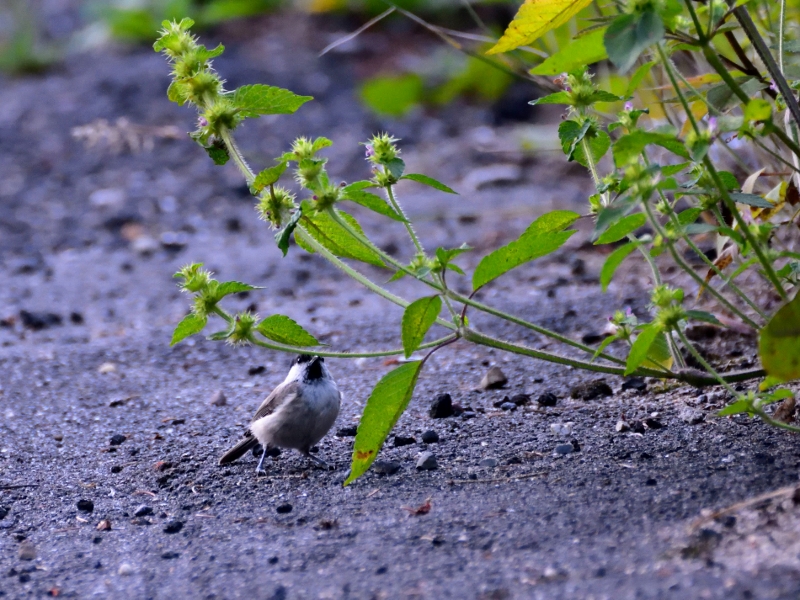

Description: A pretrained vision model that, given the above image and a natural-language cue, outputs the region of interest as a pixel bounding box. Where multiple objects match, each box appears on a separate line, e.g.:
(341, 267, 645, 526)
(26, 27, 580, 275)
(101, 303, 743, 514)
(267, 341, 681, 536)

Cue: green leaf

(729, 193, 774, 208)
(604, 9, 664, 74)
(531, 28, 608, 75)
(473, 210, 579, 289)
(312, 137, 333, 153)
(171, 313, 207, 346)
(298, 202, 385, 267)
(559, 119, 592, 160)
(207, 329, 231, 341)
(573, 130, 610, 168)
(256, 315, 319, 347)
(625, 60, 656, 97)
(676, 207, 703, 226)
(401, 174, 457, 194)
(530, 91, 573, 105)
(251, 162, 288, 194)
(625, 323, 662, 375)
(205, 142, 230, 166)
(275, 209, 303, 257)
(345, 361, 423, 485)
(759, 293, 800, 383)
(600, 241, 638, 291)
(232, 85, 313, 118)
(216, 281, 261, 298)
(359, 73, 423, 117)
(588, 90, 623, 103)
(342, 187, 405, 221)
(592, 334, 617, 360)
(661, 162, 690, 176)
(685, 310, 723, 325)
(401, 296, 442, 358)
(487, 0, 594, 54)
(717, 399, 753, 416)
(594, 212, 646, 244)
(385, 158, 405, 180)
(613, 131, 689, 166)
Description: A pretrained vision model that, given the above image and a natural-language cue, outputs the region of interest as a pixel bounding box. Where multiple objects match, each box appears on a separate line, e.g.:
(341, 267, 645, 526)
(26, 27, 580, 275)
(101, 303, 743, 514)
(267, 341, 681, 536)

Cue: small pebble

(429, 394, 454, 419)
(18, 541, 36, 561)
(162, 520, 184, 534)
(336, 426, 358, 437)
(479, 458, 498, 468)
(134, 505, 153, 518)
(209, 390, 227, 407)
(109, 434, 126, 446)
(161, 551, 180, 560)
(96, 519, 112, 531)
(373, 461, 401, 475)
(461, 410, 477, 419)
(510, 394, 530, 406)
(53, 434, 63, 442)
(118, 563, 135, 576)
(111, 465, 123, 473)
(537, 392, 558, 407)
(615, 420, 630, 433)
(276, 503, 293, 514)
(499, 402, 517, 411)
(0, 505, 9, 520)
(393, 435, 416, 447)
(621, 377, 647, 392)
(97, 362, 116, 374)
(581, 332, 605, 344)
(679, 407, 705, 425)
(421, 430, 439, 444)
(554, 443, 574, 456)
(77, 499, 94, 513)
(416, 452, 438, 470)
(550, 422, 574, 436)
(480, 366, 508, 390)
(644, 418, 664, 430)
(570, 379, 613, 401)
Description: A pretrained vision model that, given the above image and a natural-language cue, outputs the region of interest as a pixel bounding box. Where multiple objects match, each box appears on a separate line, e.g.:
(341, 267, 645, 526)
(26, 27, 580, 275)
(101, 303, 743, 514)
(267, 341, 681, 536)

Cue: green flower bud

(291, 137, 316, 161)
(366, 133, 400, 165)
(175, 263, 212, 292)
(295, 158, 325, 188)
(228, 311, 257, 345)
(187, 72, 223, 107)
(256, 186, 296, 229)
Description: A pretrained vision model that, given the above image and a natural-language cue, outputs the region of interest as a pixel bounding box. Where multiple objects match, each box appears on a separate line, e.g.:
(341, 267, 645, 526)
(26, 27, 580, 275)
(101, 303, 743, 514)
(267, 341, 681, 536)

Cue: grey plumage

(218, 355, 341, 473)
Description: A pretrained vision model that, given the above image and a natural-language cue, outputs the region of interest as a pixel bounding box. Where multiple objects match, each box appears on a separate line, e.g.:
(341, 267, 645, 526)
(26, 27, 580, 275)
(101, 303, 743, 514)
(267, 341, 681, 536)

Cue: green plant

(155, 1, 800, 485)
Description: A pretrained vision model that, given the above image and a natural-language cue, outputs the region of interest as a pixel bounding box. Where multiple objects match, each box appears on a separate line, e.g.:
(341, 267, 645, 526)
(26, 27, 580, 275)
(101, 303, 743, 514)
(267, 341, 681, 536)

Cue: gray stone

(210, 390, 227, 406)
(480, 366, 508, 390)
(679, 407, 705, 425)
(18, 541, 35, 561)
(570, 379, 613, 400)
(134, 505, 153, 517)
(421, 430, 439, 444)
(373, 460, 401, 475)
(416, 452, 438, 470)
(554, 443, 574, 455)
(479, 458, 498, 468)
(429, 394, 454, 419)
(499, 402, 517, 411)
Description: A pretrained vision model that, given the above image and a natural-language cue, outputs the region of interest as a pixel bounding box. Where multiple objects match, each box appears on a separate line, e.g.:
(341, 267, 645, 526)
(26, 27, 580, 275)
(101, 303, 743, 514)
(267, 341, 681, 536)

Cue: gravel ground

(2, 9, 800, 600)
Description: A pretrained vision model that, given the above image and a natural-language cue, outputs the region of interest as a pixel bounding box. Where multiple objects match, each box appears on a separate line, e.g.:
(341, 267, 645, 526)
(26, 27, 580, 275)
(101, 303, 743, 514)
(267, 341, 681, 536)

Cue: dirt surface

(2, 10, 800, 600)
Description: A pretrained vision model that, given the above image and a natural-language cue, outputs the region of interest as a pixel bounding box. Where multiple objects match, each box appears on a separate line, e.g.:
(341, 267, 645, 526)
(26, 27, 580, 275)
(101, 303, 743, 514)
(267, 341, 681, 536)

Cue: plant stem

(448, 291, 627, 366)
(294, 227, 456, 331)
(220, 128, 255, 184)
(779, 0, 787, 75)
(675, 327, 738, 396)
(385, 184, 425, 255)
(581, 136, 609, 205)
(462, 327, 670, 377)
(657, 43, 787, 302)
(250, 333, 457, 358)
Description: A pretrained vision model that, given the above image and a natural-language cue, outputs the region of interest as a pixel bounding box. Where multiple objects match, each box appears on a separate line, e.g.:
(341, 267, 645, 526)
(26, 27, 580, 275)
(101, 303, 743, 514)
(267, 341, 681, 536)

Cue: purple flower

(365, 145, 375, 158)
(708, 116, 717, 134)
(198, 117, 208, 127)
(770, 81, 779, 93)
(624, 101, 633, 111)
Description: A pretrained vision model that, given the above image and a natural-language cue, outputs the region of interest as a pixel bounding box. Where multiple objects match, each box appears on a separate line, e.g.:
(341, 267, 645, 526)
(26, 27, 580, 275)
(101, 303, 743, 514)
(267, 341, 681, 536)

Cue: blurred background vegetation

(5, 1, 798, 124)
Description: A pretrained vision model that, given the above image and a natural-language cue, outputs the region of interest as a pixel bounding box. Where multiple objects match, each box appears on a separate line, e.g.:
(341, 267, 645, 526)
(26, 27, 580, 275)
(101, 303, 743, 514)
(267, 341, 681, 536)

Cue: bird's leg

(304, 452, 332, 470)
(255, 445, 268, 475)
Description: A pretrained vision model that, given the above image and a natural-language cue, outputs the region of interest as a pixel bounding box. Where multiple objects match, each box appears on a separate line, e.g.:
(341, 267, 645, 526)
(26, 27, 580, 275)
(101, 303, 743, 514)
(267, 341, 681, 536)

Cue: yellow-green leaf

(488, 0, 594, 55)
(345, 362, 422, 485)
(531, 28, 608, 75)
(759, 293, 800, 383)
(401, 296, 442, 358)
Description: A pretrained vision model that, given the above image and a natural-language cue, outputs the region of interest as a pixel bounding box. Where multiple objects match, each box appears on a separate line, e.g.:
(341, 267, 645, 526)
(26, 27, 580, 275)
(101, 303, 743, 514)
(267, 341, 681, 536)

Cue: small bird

(218, 355, 341, 474)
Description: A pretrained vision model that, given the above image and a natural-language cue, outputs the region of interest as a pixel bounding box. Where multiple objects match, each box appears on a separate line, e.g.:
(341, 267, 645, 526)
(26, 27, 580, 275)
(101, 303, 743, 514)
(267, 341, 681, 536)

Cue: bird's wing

(251, 380, 301, 423)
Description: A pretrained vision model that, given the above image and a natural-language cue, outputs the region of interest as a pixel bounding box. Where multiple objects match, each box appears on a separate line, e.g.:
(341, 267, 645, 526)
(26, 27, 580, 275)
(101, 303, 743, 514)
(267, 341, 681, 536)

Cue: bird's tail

(218, 435, 259, 465)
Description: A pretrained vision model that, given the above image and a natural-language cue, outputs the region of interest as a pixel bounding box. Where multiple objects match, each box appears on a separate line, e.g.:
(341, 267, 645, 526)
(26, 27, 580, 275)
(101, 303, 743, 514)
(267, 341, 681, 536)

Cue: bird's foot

(306, 453, 334, 471)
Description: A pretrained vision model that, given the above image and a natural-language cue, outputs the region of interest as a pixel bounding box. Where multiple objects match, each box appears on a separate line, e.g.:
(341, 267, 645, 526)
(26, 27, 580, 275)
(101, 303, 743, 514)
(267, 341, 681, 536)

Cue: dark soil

(1, 10, 800, 600)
